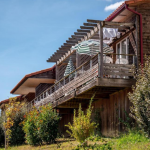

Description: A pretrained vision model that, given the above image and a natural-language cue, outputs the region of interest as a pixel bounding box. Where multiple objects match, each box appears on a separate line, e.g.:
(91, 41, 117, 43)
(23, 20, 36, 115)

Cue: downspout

(125, 4, 143, 65)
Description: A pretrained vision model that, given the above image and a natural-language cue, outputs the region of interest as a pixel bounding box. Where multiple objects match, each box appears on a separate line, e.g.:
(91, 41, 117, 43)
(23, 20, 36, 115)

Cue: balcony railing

(26, 53, 136, 111)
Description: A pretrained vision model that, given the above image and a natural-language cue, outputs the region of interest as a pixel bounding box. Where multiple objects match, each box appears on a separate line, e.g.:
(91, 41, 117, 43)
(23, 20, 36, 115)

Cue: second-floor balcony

(26, 52, 136, 111)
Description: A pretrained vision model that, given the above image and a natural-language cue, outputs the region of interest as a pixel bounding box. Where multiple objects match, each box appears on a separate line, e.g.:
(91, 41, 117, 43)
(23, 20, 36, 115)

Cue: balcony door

(116, 37, 129, 60)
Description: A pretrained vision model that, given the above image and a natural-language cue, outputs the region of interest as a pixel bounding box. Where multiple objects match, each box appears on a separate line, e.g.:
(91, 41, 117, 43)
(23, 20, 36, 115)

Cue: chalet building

(1, 0, 150, 136)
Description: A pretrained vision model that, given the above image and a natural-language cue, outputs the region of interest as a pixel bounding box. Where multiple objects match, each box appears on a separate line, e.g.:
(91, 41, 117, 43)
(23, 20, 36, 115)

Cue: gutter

(105, 3, 143, 65)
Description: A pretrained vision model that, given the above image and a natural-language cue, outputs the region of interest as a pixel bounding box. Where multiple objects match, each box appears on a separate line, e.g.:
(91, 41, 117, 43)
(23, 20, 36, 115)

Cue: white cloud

(104, 1, 124, 11)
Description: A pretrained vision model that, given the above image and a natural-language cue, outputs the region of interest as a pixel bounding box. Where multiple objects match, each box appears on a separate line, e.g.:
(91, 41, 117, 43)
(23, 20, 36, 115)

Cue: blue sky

(0, 0, 124, 101)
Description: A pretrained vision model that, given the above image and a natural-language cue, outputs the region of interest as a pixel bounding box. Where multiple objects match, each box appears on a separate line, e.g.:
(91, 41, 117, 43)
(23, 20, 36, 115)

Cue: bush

(23, 107, 42, 145)
(23, 104, 60, 145)
(0, 116, 4, 147)
(128, 56, 150, 136)
(66, 97, 97, 144)
(9, 112, 25, 146)
(37, 104, 60, 144)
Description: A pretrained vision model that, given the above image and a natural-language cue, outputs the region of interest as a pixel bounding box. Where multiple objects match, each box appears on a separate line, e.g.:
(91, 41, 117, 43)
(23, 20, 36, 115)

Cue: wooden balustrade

(25, 53, 136, 112)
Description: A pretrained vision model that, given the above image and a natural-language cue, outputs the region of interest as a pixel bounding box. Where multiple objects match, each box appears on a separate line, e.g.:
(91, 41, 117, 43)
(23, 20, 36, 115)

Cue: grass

(112, 130, 150, 150)
(0, 130, 150, 150)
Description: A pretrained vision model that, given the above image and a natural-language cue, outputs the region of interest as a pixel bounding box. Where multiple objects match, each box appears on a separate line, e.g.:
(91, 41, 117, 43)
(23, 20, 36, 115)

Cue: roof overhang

(105, 0, 150, 22)
(10, 66, 55, 94)
(13, 78, 55, 95)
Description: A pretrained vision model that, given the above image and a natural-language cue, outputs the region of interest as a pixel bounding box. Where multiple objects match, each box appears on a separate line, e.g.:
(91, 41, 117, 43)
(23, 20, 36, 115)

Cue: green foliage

(0, 116, 4, 147)
(115, 129, 149, 149)
(74, 141, 113, 150)
(23, 104, 60, 146)
(23, 107, 41, 145)
(9, 112, 25, 146)
(128, 56, 150, 136)
(66, 97, 97, 144)
(37, 104, 60, 144)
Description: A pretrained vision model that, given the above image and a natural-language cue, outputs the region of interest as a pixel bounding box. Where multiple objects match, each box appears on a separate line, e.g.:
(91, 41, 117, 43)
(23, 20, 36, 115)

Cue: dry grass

(0, 134, 150, 150)
(0, 138, 105, 150)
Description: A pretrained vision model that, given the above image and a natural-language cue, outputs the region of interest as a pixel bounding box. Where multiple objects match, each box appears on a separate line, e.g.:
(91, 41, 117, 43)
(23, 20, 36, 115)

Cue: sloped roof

(105, 0, 150, 21)
(10, 65, 55, 94)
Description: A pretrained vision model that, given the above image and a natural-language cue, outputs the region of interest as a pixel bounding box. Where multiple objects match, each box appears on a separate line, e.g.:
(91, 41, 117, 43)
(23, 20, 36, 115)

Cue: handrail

(26, 52, 136, 111)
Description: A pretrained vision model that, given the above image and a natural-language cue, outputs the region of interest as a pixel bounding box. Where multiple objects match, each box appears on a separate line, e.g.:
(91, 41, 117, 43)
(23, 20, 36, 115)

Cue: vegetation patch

(22, 104, 60, 146)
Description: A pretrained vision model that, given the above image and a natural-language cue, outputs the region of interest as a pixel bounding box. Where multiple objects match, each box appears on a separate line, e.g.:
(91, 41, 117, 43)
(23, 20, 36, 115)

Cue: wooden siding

(92, 88, 132, 137)
(31, 69, 55, 79)
(58, 88, 132, 137)
(35, 83, 53, 97)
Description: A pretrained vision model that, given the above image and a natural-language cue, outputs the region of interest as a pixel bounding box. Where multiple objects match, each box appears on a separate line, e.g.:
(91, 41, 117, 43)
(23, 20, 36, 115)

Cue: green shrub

(66, 97, 97, 144)
(10, 113, 25, 146)
(23, 107, 42, 145)
(128, 56, 150, 136)
(37, 104, 60, 144)
(23, 104, 60, 146)
(0, 116, 4, 147)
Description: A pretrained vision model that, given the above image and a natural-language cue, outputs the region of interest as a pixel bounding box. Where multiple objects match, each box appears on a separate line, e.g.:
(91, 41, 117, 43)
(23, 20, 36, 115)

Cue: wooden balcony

(26, 53, 136, 111)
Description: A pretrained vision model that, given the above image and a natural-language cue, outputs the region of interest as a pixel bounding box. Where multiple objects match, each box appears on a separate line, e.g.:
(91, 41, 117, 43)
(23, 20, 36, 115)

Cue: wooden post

(90, 59, 92, 69)
(56, 65, 58, 81)
(50, 87, 52, 94)
(133, 55, 135, 65)
(99, 22, 103, 78)
(82, 66, 84, 73)
(46, 91, 48, 97)
(59, 82, 61, 88)
(76, 52, 79, 68)
(75, 71, 77, 78)
(69, 75, 70, 82)
(98, 53, 101, 78)
(63, 78, 65, 85)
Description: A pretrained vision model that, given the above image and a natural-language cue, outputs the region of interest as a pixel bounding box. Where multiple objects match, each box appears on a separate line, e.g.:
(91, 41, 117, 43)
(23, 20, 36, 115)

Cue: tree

(3, 97, 24, 148)
(128, 56, 150, 136)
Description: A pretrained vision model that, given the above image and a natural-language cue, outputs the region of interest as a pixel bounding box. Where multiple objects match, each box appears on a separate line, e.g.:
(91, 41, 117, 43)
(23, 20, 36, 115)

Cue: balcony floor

(53, 78, 135, 108)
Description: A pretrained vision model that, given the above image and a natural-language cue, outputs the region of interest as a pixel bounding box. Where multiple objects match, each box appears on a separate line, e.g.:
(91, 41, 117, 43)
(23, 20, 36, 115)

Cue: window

(116, 37, 129, 60)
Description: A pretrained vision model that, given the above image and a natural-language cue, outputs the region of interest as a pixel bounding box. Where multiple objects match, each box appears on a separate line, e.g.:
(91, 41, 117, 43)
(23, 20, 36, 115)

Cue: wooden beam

(118, 29, 126, 33)
(63, 43, 75, 46)
(59, 46, 71, 49)
(80, 26, 94, 29)
(74, 32, 87, 35)
(71, 35, 85, 38)
(83, 23, 98, 27)
(104, 25, 130, 29)
(100, 22, 103, 78)
(66, 40, 78, 43)
(59, 48, 70, 50)
(57, 50, 76, 65)
(68, 38, 81, 41)
(90, 36, 99, 39)
(87, 19, 134, 27)
(77, 29, 91, 32)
